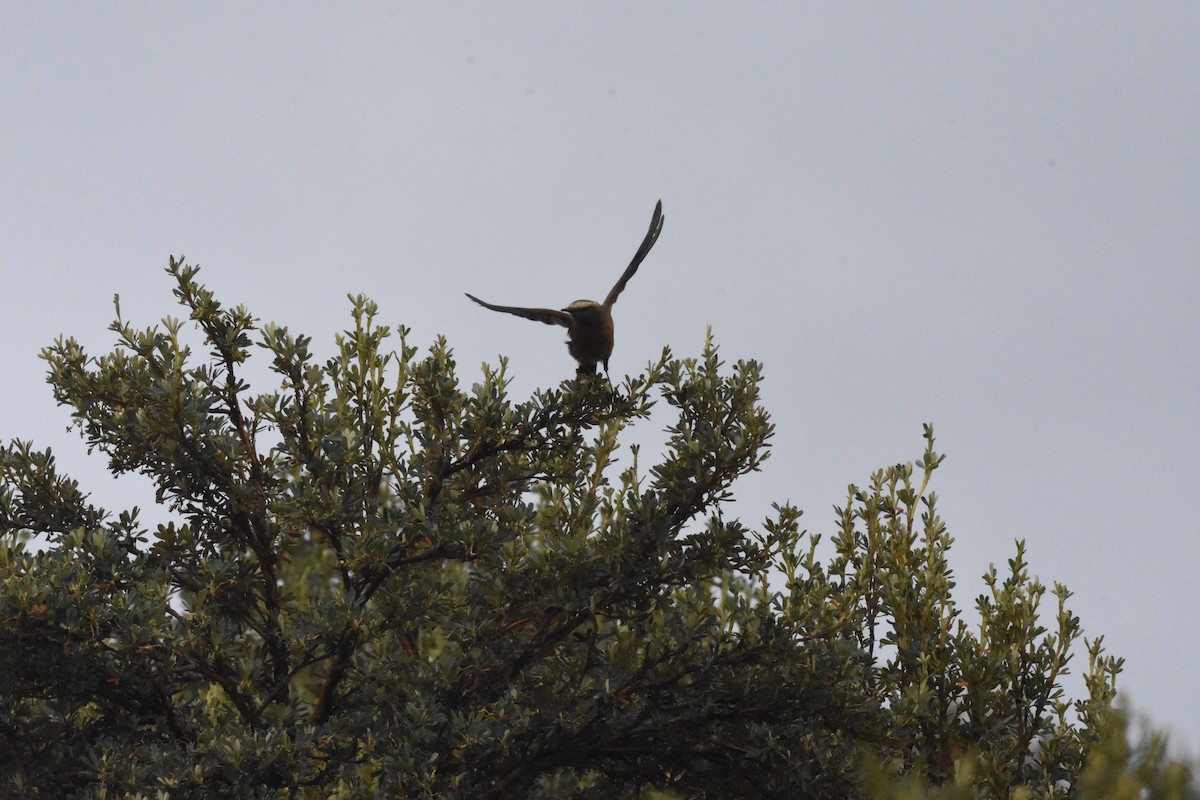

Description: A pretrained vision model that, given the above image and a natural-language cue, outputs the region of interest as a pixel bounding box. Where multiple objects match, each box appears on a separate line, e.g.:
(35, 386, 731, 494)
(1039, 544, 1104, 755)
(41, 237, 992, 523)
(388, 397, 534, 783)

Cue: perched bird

(466, 200, 664, 378)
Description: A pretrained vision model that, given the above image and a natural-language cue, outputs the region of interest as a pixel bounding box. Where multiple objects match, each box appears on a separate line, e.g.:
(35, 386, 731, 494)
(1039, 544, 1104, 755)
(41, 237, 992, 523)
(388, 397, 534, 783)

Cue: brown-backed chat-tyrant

(466, 200, 664, 378)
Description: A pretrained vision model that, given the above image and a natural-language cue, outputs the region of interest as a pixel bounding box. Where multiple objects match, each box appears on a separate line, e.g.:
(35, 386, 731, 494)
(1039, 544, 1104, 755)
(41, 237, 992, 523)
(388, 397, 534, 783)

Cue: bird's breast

(567, 311, 615, 362)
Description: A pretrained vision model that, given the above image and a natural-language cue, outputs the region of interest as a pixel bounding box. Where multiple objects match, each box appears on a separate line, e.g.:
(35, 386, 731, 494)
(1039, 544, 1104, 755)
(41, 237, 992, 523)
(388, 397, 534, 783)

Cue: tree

(0, 261, 1191, 798)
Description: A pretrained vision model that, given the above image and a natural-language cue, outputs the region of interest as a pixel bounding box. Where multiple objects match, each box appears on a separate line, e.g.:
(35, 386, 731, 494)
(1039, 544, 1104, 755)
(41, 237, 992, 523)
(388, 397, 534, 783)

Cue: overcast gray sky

(3, 4, 1197, 751)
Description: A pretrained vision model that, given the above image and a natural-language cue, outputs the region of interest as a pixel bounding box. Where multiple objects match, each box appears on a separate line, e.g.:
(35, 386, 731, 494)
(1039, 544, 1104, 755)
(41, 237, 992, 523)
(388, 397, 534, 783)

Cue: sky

(2, 4, 1198, 752)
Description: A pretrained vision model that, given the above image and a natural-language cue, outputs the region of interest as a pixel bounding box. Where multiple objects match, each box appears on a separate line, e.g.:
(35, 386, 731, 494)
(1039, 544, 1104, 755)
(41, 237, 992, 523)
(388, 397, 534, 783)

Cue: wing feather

(602, 200, 664, 310)
(465, 293, 572, 327)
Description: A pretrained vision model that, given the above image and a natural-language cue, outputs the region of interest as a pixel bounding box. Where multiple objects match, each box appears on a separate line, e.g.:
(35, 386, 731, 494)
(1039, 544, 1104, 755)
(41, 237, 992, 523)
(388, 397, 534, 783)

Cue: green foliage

(0, 260, 1191, 798)
(787, 427, 1127, 797)
(862, 712, 1197, 800)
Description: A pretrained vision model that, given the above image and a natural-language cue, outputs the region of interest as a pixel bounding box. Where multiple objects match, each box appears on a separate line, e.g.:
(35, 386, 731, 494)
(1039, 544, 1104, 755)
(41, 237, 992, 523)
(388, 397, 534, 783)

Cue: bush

(0, 260, 1191, 798)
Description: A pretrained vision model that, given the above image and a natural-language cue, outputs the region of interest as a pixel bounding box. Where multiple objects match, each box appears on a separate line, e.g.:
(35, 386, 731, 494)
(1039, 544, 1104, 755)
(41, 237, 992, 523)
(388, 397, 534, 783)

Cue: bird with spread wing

(466, 200, 664, 379)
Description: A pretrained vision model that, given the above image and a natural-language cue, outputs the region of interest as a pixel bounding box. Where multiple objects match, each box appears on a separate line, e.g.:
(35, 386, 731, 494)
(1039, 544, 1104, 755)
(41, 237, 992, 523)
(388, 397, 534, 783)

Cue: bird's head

(562, 300, 606, 323)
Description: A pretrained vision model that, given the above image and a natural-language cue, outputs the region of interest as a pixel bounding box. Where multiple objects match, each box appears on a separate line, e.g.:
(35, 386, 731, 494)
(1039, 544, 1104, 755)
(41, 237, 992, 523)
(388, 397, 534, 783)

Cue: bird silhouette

(466, 200, 664, 378)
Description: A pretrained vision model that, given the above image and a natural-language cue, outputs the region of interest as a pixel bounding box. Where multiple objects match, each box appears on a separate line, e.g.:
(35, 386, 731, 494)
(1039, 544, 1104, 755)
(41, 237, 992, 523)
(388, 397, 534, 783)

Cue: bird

(466, 200, 664, 379)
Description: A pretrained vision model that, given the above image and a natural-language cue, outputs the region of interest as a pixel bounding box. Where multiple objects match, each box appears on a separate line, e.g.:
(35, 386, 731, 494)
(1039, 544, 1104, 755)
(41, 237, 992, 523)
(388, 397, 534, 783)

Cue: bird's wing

(465, 293, 572, 327)
(602, 200, 665, 310)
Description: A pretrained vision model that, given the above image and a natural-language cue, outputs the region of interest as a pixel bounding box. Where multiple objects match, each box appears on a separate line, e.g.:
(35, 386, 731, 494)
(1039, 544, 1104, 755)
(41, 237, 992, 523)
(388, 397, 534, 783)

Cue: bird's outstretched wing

(465, 293, 572, 327)
(603, 200, 665, 310)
